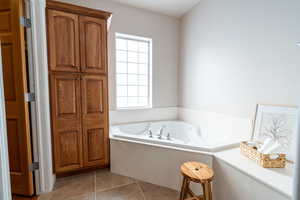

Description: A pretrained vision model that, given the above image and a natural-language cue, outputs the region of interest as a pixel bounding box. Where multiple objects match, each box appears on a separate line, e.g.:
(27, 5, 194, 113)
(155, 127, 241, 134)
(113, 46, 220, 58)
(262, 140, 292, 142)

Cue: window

(115, 33, 152, 109)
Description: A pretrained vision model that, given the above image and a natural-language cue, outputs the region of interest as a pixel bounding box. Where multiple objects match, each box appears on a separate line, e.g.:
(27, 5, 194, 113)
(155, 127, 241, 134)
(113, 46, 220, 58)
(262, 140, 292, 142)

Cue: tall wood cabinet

(46, 1, 111, 174)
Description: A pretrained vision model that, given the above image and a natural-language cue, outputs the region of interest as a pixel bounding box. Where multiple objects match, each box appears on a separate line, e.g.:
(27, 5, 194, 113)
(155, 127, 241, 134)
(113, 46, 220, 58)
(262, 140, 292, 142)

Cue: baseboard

(55, 165, 110, 178)
(12, 195, 39, 200)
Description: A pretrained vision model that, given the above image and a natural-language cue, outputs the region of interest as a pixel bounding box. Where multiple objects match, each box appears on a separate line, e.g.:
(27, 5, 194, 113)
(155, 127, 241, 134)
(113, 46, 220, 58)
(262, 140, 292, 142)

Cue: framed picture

(252, 104, 298, 161)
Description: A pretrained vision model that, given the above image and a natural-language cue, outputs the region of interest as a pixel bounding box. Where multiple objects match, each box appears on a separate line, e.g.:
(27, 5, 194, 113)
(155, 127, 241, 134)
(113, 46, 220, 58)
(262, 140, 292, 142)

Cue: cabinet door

(50, 73, 83, 173)
(81, 75, 108, 167)
(47, 10, 80, 72)
(80, 16, 107, 74)
(0, 0, 34, 196)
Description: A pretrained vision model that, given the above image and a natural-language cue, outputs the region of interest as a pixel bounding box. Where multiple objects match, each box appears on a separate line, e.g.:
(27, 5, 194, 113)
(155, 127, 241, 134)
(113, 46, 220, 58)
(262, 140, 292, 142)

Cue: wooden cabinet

(47, 10, 80, 72)
(47, 1, 111, 175)
(80, 16, 107, 74)
(81, 75, 108, 167)
(50, 73, 83, 172)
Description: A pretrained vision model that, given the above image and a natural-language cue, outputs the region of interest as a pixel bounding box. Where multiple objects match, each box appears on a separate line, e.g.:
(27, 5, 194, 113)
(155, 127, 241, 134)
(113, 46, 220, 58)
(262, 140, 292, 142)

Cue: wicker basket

(240, 141, 286, 168)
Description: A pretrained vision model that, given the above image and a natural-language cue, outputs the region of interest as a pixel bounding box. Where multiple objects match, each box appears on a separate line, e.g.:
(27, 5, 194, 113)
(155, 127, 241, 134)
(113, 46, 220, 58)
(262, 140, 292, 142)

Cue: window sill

(115, 106, 153, 111)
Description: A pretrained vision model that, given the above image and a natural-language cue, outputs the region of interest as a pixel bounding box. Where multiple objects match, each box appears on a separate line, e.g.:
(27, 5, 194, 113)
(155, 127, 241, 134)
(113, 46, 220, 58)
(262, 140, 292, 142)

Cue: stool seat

(180, 162, 214, 183)
(179, 162, 214, 200)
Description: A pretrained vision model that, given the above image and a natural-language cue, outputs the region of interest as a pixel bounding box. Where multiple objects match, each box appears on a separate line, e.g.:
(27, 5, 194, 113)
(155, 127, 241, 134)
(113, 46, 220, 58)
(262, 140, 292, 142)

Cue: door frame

(0, 0, 54, 196)
(24, 0, 55, 194)
(0, 45, 12, 200)
(293, 116, 300, 200)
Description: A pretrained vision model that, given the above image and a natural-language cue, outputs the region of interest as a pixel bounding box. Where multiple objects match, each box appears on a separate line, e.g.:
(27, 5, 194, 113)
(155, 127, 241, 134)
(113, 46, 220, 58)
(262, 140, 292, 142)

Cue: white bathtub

(110, 120, 239, 152)
(110, 120, 241, 192)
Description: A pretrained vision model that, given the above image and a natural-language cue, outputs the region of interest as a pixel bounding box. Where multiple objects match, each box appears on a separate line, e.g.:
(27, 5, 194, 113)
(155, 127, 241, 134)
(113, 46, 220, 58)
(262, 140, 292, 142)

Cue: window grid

(116, 33, 152, 109)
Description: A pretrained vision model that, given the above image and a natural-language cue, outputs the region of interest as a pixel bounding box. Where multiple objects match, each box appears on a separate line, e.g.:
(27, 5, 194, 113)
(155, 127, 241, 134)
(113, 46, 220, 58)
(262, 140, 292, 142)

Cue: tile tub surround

(39, 169, 179, 200)
(109, 107, 253, 146)
(110, 139, 213, 194)
(178, 107, 252, 143)
(109, 107, 178, 125)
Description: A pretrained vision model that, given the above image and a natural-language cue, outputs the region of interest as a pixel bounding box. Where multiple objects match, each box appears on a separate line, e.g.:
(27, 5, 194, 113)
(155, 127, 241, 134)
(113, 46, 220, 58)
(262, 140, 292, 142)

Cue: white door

(0, 46, 12, 200)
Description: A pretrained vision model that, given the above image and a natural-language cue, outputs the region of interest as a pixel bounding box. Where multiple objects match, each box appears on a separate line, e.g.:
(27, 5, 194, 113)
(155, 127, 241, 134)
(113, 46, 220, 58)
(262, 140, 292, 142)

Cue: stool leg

(202, 181, 212, 200)
(179, 177, 189, 200)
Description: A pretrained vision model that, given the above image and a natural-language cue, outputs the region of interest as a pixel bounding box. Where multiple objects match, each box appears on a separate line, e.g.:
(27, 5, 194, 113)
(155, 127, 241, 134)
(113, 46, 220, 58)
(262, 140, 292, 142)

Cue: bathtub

(110, 120, 241, 192)
(110, 120, 239, 152)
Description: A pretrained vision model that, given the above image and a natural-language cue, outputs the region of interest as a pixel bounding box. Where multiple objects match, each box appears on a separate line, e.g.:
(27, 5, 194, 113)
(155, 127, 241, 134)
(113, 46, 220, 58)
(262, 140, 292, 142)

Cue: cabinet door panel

(80, 16, 107, 74)
(59, 130, 82, 167)
(81, 75, 108, 167)
(50, 73, 83, 172)
(47, 10, 80, 72)
(2, 40, 16, 101)
(0, 11, 11, 33)
(86, 128, 105, 162)
(0, 0, 10, 10)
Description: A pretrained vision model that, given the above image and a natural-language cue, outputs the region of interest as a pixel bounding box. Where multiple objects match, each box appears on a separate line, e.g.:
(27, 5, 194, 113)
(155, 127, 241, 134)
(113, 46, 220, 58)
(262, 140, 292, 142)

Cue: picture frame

(252, 104, 298, 162)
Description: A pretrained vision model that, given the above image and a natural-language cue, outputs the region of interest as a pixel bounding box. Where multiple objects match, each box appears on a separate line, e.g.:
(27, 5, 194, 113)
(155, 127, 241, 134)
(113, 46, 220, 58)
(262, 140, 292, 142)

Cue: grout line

(95, 182, 138, 193)
(136, 181, 147, 200)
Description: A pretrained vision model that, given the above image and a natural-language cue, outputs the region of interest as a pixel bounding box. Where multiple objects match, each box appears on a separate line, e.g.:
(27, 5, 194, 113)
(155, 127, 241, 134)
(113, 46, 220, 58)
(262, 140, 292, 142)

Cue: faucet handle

(167, 133, 171, 140)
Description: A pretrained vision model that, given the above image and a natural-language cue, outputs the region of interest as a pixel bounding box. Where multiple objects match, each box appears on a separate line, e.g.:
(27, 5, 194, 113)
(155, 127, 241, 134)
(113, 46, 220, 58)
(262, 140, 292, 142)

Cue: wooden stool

(179, 162, 214, 200)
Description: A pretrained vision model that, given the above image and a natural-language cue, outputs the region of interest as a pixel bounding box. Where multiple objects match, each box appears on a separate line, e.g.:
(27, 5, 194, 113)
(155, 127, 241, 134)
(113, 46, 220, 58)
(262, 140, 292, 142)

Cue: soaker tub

(110, 120, 239, 152)
(109, 120, 243, 192)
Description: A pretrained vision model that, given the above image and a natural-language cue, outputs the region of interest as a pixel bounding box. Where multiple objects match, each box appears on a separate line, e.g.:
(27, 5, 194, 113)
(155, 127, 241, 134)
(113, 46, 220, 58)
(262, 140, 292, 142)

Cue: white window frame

(115, 33, 153, 110)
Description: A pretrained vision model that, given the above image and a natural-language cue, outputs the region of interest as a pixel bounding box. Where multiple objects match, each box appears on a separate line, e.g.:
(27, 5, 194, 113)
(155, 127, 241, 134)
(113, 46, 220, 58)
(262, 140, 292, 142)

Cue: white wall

(58, 0, 180, 111)
(179, 0, 300, 118)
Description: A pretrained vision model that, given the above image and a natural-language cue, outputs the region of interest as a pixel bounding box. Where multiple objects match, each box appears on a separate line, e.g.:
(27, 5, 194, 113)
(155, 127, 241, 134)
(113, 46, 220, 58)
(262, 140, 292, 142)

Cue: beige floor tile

(55, 172, 95, 186)
(40, 172, 95, 200)
(39, 170, 179, 200)
(95, 169, 136, 192)
(138, 181, 179, 200)
(39, 193, 95, 200)
(95, 183, 144, 200)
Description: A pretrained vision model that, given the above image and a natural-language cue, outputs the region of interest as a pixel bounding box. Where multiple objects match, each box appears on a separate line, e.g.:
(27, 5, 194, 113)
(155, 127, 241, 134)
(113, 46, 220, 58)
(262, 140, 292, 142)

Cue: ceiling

(110, 0, 201, 18)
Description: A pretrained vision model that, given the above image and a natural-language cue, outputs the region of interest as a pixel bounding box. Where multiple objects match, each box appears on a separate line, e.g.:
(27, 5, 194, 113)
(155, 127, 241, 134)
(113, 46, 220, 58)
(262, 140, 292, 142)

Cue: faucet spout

(149, 130, 153, 138)
(158, 126, 166, 139)
(167, 133, 171, 140)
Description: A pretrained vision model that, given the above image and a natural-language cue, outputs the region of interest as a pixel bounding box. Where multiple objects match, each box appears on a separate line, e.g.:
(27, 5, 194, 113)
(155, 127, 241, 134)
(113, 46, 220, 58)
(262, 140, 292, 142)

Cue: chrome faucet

(149, 130, 153, 138)
(167, 133, 171, 140)
(158, 126, 166, 139)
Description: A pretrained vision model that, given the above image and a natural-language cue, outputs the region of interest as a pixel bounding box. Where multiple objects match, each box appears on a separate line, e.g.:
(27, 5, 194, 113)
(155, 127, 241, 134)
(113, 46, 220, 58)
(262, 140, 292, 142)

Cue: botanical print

(253, 104, 298, 161)
(257, 112, 296, 154)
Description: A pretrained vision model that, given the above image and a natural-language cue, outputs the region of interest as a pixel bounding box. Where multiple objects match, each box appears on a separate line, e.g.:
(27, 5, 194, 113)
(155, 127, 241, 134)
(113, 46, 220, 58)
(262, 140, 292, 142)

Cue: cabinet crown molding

(46, 0, 112, 20)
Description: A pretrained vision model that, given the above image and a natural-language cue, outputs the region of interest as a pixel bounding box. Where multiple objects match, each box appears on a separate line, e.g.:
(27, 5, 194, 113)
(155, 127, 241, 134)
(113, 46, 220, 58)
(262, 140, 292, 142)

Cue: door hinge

(20, 17, 31, 28)
(29, 162, 39, 172)
(25, 92, 35, 102)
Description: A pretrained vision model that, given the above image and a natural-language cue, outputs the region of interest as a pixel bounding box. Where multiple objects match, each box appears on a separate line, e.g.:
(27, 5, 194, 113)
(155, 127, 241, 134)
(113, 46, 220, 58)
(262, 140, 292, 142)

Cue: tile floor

(39, 169, 179, 200)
